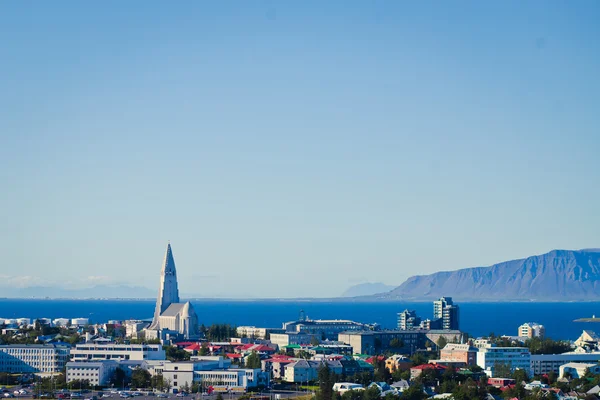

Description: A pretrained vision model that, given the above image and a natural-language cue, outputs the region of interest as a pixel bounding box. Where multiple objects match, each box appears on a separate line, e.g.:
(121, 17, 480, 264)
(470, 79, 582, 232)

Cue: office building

(476, 346, 531, 377)
(70, 343, 165, 361)
(66, 361, 118, 386)
(0, 344, 70, 373)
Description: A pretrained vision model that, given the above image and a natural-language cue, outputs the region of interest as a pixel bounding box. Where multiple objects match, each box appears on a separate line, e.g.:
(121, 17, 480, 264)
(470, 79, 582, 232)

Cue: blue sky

(1, 1, 599, 298)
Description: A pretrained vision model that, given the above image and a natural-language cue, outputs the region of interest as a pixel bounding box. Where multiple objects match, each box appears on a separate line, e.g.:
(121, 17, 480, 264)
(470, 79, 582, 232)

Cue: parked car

(156, 394, 168, 398)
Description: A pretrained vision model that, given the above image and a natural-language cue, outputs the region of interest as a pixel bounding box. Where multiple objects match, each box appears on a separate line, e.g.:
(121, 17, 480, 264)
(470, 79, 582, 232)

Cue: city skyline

(1, 1, 599, 298)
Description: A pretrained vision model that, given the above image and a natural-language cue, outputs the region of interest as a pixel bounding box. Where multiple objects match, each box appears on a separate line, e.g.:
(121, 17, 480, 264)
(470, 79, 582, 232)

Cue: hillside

(341, 282, 396, 297)
(375, 249, 600, 301)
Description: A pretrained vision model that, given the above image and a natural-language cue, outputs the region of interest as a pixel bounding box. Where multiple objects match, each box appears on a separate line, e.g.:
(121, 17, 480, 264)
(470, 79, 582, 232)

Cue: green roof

(285, 344, 301, 349)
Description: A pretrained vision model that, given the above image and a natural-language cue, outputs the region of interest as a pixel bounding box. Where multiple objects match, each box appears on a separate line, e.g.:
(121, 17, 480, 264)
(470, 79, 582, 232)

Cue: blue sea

(0, 299, 598, 341)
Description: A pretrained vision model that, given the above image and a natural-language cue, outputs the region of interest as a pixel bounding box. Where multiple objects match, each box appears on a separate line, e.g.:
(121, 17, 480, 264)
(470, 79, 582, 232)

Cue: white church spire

(149, 242, 180, 329)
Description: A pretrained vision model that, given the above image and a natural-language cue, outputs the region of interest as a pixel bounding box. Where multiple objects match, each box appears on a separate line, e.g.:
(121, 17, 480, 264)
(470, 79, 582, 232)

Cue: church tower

(149, 242, 180, 329)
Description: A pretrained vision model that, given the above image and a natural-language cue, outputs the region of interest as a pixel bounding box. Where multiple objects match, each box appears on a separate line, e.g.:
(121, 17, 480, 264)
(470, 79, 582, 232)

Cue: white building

(270, 333, 319, 349)
(283, 319, 375, 341)
(236, 326, 272, 339)
(149, 359, 265, 393)
(70, 343, 165, 361)
(283, 360, 343, 383)
(124, 320, 149, 339)
(53, 318, 71, 327)
(16, 318, 31, 326)
(531, 352, 600, 375)
(71, 318, 90, 326)
(559, 362, 600, 379)
(518, 323, 545, 339)
(0, 344, 70, 373)
(66, 361, 118, 386)
(476, 346, 531, 377)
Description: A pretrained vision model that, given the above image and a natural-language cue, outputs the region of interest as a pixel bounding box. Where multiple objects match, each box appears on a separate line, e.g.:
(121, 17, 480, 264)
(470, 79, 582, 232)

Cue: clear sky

(1, 1, 599, 298)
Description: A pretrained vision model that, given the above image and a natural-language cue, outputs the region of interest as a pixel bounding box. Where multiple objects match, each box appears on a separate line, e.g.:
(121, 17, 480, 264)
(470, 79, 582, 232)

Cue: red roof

(185, 343, 202, 351)
(226, 353, 243, 359)
(411, 364, 447, 370)
(366, 356, 387, 363)
(176, 341, 196, 347)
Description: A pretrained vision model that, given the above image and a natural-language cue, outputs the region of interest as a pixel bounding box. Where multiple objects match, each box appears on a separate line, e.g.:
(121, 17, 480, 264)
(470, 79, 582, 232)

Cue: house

(283, 360, 343, 383)
(391, 380, 410, 392)
(386, 355, 412, 373)
(368, 382, 397, 395)
(410, 364, 447, 380)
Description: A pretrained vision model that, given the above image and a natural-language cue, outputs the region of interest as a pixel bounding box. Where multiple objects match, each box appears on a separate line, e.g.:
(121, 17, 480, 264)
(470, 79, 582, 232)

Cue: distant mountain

(373, 249, 600, 301)
(1, 285, 157, 299)
(342, 282, 396, 297)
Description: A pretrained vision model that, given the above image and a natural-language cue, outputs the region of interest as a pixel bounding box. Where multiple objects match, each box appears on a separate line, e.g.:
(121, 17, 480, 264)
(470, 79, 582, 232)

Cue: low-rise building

(66, 361, 118, 386)
(283, 319, 377, 341)
(476, 346, 531, 377)
(338, 330, 428, 355)
(270, 333, 320, 349)
(530, 352, 600, 375)
(574, 331, 600, 349)
(283, 360, 343, 383)
(559, 362, 600, 379)
(70, 343, 165, 361)
(0, 344, 70, 373)
(439, 343, 478, 366)
(71, 318, 90, 326)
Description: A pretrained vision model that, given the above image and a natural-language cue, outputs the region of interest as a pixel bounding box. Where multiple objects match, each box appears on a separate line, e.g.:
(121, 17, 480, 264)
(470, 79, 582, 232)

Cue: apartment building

(519, 323, 545, 339)
(0, 344, 70, 373)
(476, 346, 531, 377)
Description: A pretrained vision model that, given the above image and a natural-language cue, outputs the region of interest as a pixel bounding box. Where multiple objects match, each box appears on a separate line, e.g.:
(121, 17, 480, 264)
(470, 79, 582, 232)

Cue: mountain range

(370, 248, 600, 301)
(341, 282, 396, 297)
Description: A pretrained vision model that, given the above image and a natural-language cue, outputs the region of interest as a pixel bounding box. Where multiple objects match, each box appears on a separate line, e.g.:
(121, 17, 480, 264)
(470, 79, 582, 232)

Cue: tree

(493, 362, 512, 378)
(363, 386, 381, 400)
(389, 338, 404, 349)
(131, 368, 151, 389)
(151, 374, 168, 392)
(246, 351, 262, 369)
(110, 368, 127, 388)
(402, 383, 426, 400)
(311, 336, 321, 346)
(437, 337, 448, 351)
(317, 365, 334, 400)
(512, 368, 529, 384)
(199, 343, 210, 356)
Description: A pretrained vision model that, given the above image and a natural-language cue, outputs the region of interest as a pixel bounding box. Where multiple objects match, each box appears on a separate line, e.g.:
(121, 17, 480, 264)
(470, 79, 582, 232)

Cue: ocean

(0, 299, 598, 341)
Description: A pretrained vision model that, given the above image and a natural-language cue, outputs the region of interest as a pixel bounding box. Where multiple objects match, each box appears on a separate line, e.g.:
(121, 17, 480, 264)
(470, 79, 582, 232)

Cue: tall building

(398, 310, 421, 330)
(518, 322, 545, 339)
(146, 243, 199, 340)
(433, 297, 453, 320)
(433, 297, 459, 330)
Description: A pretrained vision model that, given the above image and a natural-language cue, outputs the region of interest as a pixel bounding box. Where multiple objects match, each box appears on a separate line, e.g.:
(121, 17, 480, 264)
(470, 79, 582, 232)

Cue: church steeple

(149, 242, 181, 330)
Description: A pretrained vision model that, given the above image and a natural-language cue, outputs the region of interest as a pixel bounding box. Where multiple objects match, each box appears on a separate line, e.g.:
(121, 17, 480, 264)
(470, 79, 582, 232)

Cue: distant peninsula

(366, 248, 600, 302)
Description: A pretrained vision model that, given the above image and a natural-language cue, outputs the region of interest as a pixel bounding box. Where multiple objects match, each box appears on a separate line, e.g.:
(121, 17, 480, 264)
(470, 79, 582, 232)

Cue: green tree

(436, 337, 448, 351)
(131, 368, 151, 389)
(402, 383, 426, 400)
(311, 336, 321, 346)
(389, 338, 404, 349)
(246, 351, 262, 369)
(512, 368, 529, 384)
(199, 343, 210, 356)
(110, 368, 128, 388)
(363, 387, 381, 400)
(493, 362, 512, 378)
(317, 365, 334, 400)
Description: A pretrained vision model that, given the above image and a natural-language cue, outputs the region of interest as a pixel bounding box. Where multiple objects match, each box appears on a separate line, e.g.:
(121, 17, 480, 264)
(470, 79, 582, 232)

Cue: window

(174, 375, 177, 379)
